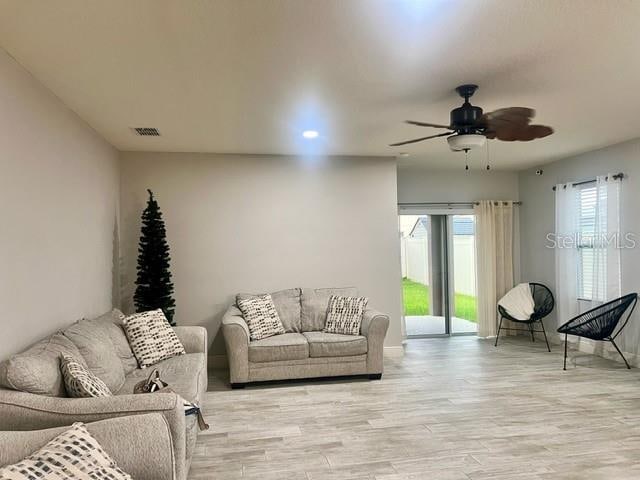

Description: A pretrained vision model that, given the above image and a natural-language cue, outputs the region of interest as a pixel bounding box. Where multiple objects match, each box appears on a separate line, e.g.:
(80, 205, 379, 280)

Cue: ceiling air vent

(132, 127, 161, 136)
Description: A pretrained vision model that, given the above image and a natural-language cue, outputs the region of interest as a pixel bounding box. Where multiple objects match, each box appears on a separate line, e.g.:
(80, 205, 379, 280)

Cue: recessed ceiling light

(302, 130, 319, 139)
(398, 152, 410, 157)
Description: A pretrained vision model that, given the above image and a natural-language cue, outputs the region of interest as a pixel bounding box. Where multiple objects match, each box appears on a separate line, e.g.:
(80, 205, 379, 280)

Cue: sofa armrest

(0, 413, 175, 480)
(0, 389, 186, 480)
(173, 326, 207, 355)
(222, 306, 250, 384)
(361, 309, 389, 375)
(361, 309, 389, 337)
(222, 306, 250, 339)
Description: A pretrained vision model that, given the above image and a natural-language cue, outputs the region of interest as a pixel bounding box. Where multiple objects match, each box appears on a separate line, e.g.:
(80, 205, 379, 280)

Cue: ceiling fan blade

(405, 120, 451, 129)
(389, 132, 453, 147)
(477, 107, 535, 129)
(478, 107, 552, 141)
(485, 124, 554, 141)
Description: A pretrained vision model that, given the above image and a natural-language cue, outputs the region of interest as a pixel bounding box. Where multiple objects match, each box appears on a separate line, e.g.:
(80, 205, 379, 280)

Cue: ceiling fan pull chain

(485, 139, 491, 170)
(464, 149, 469, 171)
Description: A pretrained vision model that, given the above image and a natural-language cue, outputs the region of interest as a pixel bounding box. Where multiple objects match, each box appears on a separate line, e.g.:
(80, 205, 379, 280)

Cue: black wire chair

(557, 293, 638, 370)
(495, 283, 555, 352)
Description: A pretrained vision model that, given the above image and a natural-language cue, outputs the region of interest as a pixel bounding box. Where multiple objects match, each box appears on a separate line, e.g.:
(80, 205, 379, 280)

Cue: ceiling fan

(389, 84, 553, 155)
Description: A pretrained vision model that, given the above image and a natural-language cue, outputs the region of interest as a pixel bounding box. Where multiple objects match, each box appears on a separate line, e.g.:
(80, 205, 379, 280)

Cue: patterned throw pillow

(122, 309, 186, 368)
(324, 295, 369, 335)
(0, 422, 132, 479)
(237, 294, 286, 341)
(60, 354, 112, 398)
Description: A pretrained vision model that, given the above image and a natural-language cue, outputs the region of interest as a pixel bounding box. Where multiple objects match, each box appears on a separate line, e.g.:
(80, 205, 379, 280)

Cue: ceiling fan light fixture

(447, 134, 486, 152)
(302, 130, 319, 139)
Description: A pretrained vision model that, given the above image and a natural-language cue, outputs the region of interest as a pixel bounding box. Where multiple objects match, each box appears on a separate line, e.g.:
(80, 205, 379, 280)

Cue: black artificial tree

(134, 189, 176, 325)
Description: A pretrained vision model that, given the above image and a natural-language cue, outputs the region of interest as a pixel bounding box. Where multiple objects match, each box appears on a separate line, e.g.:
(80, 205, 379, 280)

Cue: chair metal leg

(539, 320, 551, 352)
(494, 317, 504, 347)
(610, 338, 631, 369)
(529, 323, 535, 342)
(563, 333, 568, 370)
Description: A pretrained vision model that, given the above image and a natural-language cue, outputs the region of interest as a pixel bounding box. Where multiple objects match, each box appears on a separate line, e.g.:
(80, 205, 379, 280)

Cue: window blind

(577, 184, 607, 300)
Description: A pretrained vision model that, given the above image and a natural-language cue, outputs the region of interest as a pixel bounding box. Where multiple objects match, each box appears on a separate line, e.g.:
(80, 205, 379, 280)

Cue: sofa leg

(230, 383, 246, 389)
(368, 373, 382, 380)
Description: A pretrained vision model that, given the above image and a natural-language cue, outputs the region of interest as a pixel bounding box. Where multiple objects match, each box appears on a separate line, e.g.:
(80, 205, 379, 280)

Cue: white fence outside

(401, 235, 476, 296)
(402, 237, 430, 285)
(451, 236, 476, 296)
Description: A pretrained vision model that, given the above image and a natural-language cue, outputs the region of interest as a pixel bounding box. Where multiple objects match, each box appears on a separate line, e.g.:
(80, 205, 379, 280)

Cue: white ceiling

(1, 0, 639, 170)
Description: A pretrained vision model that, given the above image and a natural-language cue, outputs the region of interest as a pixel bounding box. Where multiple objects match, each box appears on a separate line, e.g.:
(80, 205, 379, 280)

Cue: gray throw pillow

(63, 318, 125, 393)
(301, 287, 358, 331)
(94, 309, 138, 374)
(0, 334, 86, 397)
(236, 288, 301, 332)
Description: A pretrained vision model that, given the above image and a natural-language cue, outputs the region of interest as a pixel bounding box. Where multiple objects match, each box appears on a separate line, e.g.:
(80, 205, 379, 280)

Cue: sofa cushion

(117, 353, 206, 404)
(95, 309, 138, 374)
(63, 318, 125, 393)
(0, 334, 86, 397)
(237, 288, 302, 332)
(301, 287, 358, 331)
(60, 354, 112, 398)
(237, 294, 286, 341)
(303, 332, 368, 358)
(248, 333, 309, 363)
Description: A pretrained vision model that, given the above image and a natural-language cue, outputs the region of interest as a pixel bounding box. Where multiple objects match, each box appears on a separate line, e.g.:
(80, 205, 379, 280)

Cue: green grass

(402, 278, 431, 315)
(402, 278, 477, 322)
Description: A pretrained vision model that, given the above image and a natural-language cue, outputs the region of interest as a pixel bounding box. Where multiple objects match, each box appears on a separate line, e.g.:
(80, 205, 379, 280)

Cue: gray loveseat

(222, 287, 389, 387)
(0, 309, 207, 480)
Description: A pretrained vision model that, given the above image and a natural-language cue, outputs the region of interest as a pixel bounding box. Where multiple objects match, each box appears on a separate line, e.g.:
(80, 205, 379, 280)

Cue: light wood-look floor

(191, 336, 640, 479)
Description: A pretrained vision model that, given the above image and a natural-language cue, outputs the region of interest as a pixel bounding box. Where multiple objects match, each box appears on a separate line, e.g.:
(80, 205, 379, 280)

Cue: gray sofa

(0, 414, 176, 480)
(222, 287, 389, 387)
(0, 309, 207, 480)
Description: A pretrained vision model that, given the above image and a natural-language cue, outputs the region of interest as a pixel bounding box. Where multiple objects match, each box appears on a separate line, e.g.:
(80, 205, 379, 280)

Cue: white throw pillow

(237, 294, 286, 341)
(0, 422, 132, 479)
(60, 354, 112, 398)
(324, 295, 369, 335)
(122, 309, 185, 368)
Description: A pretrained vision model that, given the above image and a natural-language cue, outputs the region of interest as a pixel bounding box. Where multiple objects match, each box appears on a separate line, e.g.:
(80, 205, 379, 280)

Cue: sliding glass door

(449, 215, 478, 334)
(399, 212, 478, 337)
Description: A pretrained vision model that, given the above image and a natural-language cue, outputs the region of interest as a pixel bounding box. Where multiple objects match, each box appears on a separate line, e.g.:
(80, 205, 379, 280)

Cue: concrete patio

(405, 315, 477, 336)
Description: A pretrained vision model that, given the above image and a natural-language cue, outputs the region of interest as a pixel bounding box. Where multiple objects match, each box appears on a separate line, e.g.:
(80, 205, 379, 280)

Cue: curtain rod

(551, 172, 624, 191)
(398, 201, 522, 207)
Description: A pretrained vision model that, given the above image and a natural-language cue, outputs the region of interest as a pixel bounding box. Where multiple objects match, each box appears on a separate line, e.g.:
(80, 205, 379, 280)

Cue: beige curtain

(474, 201, 515, 337)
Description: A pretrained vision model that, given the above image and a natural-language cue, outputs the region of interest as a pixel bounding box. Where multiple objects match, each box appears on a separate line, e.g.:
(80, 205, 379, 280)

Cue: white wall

(397, 167, 520, 204)
(0, 49, 119, 357)
(119, 153, 404, 357)
(519, 137, 640, 360)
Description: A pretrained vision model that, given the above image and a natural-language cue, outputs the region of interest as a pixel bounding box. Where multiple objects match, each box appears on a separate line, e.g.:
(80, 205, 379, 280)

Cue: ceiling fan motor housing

(450, 103, 484, 134)
(450, 84, 484, 134)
